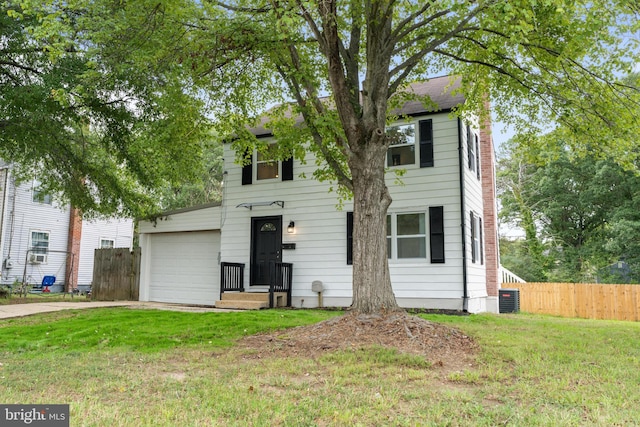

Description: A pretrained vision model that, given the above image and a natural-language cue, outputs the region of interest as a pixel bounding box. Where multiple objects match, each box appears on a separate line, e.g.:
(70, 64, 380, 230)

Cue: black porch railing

(269, 262, 293, 308)
(220, 262, 245, 299)
(220, 261, 292, 308)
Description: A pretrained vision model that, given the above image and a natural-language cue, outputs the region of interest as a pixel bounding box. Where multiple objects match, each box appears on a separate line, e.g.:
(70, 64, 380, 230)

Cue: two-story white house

(138, 76, 501, 313)
(0, 165, 134, 292)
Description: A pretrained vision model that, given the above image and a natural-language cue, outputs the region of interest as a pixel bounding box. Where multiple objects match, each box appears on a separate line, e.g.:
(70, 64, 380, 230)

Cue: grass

(0, 292, 88, 305)
(1, 309, 639, 426)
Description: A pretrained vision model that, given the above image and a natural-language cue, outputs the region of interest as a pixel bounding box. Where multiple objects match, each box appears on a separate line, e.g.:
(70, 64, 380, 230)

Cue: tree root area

(239, 312, 477, 370)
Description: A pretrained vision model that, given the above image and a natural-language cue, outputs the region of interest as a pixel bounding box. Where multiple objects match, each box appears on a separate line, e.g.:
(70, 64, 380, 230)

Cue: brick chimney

(65, 207, 82, 292)
(479, 102, 500, 300)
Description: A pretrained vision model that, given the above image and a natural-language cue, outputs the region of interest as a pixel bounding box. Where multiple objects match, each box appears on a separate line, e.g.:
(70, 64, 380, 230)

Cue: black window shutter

(475, 134, 481, 180)
(467, 125, 474, 171)
(470, 211, 476, 263)
(347, 212, 354, 265)
(241, 150, 252, 185)
(419, 119, 434, 167)
(429, 206, 445, 263)
(282, 157, 293, 181)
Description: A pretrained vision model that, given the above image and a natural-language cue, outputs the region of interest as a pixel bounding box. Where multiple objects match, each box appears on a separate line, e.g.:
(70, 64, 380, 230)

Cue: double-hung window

(30, 230, 49, 263)
(348, 208, 444, 264)
(241, 144, 294, 185)
(387, 213, 426, 259)
(386, 120, 434, 168)
(387, 124, 416, 167)
(466, 124, 481, 180)
(470, 211, 484, 264)
(256, 144, 279, 180)
(32, 188, 52, 205)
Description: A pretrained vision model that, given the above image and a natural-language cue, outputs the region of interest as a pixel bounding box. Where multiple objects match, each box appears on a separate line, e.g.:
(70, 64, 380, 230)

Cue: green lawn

(1, 309, 639, 426)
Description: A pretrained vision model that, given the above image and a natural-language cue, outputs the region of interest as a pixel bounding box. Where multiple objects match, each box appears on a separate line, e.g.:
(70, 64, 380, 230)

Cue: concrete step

(215, 299, 269, 310)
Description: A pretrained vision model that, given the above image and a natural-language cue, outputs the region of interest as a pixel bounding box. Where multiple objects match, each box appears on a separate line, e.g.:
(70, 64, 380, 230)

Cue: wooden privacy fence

(503, 282, 640, 322)
(92, 248, 141, 301)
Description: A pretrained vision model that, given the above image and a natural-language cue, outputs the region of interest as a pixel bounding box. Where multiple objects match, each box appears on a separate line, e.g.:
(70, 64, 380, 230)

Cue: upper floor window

(242, 144, 294, 185)
(387, 124, 416, 166)
(466, 124, 480, 179)
(256, 144, 279, 180)
(32, 188, 52, 205)
(386, 119, 433, 168)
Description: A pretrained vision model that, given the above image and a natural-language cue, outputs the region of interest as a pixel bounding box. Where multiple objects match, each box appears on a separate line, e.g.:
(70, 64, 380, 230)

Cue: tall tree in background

(498, 130, 640, 283)
(5, 1, 640, 311)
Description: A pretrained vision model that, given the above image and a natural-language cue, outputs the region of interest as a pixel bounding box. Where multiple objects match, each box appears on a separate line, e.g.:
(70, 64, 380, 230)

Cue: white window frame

(32, 188, 52, 205)
(386, 211, 427, 261)
(386, 123, 417, 167)
(470, 211, 484, 264)
(99, 238, 115, 249)
(255, 144, 280, 181)
(29, 230, 50, 264)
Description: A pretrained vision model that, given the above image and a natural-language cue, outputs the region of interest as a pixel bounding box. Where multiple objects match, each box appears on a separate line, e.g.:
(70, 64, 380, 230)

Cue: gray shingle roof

(249, 75, 464, 137)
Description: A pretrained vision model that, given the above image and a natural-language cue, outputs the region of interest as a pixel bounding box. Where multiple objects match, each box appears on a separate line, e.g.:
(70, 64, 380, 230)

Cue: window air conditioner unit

(29, 254, 47, 264)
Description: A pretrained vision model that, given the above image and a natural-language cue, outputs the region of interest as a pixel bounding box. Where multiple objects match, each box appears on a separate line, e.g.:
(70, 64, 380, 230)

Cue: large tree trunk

(349, 139, 400, 313)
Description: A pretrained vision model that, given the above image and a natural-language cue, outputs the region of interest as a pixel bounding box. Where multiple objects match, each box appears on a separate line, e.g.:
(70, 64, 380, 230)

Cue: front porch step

(215, 291, 288, 310)
(215, 299, 269, 310)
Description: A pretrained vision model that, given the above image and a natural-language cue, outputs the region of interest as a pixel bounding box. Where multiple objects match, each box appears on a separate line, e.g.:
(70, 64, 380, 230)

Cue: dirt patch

(239, 312, 477, 371)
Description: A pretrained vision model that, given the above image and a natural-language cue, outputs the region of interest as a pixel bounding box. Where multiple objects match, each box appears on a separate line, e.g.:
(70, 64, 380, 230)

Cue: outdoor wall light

(287, 221, 295, 234)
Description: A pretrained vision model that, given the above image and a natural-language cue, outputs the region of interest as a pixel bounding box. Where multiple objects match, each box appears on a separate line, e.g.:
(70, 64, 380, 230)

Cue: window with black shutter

(429, 206, 445, 263)
(467, 125, 475, 172)
(470, 211, 477, 263)
(419, 119, 434, 167)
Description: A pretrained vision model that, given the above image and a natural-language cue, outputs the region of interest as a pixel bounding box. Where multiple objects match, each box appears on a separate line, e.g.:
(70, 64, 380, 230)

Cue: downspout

(0, 167, 9, 281)
(457, 118, 469, 312)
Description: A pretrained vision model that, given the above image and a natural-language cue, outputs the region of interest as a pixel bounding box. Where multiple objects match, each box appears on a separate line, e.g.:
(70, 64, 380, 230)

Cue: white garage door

(148, 231, 220, 305)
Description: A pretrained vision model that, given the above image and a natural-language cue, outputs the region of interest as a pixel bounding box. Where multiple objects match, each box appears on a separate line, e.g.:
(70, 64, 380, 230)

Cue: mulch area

(238, 311, 478, 371)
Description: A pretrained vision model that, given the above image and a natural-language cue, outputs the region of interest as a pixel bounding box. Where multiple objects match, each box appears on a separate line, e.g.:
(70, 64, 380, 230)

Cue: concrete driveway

(0, 301, 233, 320)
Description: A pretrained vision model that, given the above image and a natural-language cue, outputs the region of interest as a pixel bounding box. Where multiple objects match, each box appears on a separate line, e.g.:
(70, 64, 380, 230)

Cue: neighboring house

(0, 166, 134, 292)
(138, 76, 501, 313)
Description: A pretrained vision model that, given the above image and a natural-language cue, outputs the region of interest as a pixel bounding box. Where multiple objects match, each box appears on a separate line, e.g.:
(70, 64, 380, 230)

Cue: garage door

(148, 231, 220, 305)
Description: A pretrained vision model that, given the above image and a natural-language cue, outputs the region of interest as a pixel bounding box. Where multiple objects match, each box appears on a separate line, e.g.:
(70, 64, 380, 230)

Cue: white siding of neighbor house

(0, 177, 71, 287)
(78, 218, 134, 287)
(219, 111, 483, 311)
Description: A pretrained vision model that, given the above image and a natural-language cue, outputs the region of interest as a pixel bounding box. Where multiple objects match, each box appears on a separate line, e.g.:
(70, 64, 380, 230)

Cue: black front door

(250, 216, 282, 285)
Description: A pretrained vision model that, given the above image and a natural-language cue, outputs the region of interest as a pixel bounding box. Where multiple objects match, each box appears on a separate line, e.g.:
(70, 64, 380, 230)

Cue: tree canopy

(498, 130, 640, 283)
(1, 1, 209, 217)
